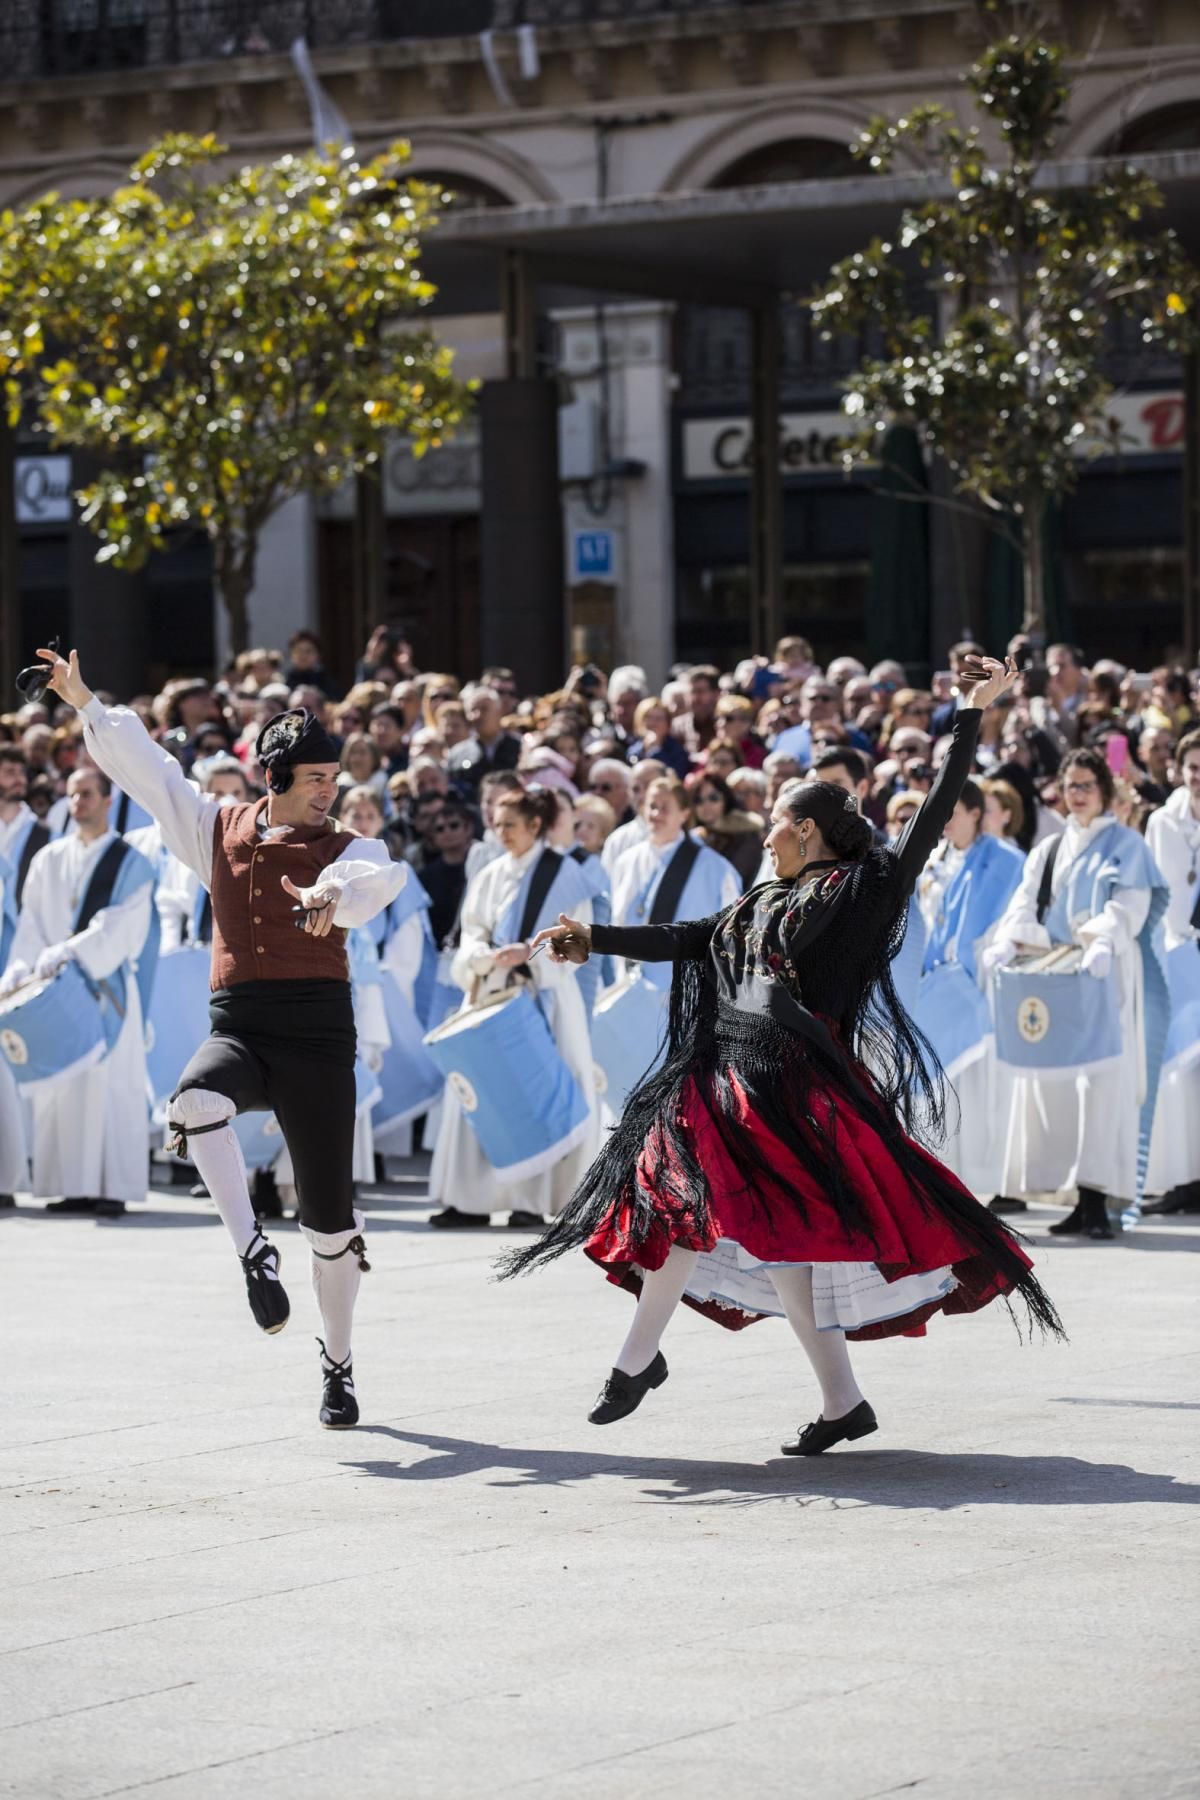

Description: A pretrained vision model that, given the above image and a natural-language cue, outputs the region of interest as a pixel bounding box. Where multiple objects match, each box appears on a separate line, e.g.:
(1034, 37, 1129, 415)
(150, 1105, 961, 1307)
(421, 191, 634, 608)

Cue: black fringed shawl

(500, 709, 1064, 1341)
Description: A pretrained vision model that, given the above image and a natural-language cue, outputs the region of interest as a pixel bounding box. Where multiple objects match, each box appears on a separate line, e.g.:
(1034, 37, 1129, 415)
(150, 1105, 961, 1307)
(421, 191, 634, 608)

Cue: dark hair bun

(520, 784, 562, 836)
(824, 809, 873, 861)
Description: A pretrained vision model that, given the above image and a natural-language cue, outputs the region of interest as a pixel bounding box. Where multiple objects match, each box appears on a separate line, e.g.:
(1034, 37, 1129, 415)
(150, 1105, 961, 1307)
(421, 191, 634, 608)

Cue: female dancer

(507, 656, 1062, 1455)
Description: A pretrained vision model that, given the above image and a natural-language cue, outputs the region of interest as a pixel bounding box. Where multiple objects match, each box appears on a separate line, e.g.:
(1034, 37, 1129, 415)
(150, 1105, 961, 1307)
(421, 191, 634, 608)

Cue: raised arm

(34, 646, 218, 887)
(80, 699, 218, 886)
(891, 708, 982, 899)
(890, 654, 1016, 901)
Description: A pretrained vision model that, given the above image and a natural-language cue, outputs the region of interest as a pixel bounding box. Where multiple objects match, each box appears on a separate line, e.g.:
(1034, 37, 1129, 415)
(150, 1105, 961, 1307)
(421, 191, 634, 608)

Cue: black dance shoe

(240, 1231, 290, 1333)
(505, 1209, 546, 1230)
(0, 1194, 16, 1209)
(781, 1399, 878, 1456)
(588, 1352, 669, 1425)
(1080, 1187, 1115, 1241)
(317, 1338, 359, 1429)
(1048, 1196, 1088, 1236)
(428, 1206, 491, 1229)
(988, 1197, 1028, 1215)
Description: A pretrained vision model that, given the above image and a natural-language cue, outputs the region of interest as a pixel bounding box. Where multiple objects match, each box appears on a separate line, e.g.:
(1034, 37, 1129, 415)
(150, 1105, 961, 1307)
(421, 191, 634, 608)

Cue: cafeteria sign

(683, 413, 856, 482)
(683, 389, 1186, 483)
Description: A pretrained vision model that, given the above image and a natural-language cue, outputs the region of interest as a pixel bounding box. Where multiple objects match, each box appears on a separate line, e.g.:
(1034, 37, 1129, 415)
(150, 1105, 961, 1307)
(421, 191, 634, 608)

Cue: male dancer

(35, 647, 406, 1428)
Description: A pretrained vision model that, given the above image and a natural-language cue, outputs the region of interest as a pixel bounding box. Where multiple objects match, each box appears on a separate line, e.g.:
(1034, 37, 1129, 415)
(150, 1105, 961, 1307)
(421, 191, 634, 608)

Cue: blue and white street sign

(572, 528, 614, 581)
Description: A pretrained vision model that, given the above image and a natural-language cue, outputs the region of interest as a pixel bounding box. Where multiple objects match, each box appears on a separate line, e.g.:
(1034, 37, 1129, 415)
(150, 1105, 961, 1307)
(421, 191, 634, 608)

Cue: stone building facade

(3, 1, 1200, 687)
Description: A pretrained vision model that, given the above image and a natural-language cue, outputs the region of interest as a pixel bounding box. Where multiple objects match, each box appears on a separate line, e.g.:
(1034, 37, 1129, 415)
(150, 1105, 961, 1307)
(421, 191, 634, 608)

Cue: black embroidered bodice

(591, 709, 982, 1033)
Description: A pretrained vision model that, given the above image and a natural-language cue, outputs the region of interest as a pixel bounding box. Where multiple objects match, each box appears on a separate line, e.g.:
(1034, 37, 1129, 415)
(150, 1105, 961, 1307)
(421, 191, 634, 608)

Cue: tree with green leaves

(0, 133, 471, 651)
(809, 32, 1200, 639)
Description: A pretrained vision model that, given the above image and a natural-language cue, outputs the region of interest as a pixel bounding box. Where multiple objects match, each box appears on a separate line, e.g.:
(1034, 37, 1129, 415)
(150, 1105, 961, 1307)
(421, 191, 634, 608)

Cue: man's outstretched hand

(34, 647, 92, 712)
(280, 874, 339, 938)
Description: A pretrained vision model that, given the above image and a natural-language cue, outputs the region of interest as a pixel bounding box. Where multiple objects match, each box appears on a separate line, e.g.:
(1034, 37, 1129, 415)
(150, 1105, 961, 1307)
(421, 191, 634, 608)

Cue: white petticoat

(683, 1237, 958, 1332)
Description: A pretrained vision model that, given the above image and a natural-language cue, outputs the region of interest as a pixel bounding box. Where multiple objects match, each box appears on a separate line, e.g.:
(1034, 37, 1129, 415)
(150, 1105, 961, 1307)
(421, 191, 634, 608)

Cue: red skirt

(584, 1072, 1033, 1341)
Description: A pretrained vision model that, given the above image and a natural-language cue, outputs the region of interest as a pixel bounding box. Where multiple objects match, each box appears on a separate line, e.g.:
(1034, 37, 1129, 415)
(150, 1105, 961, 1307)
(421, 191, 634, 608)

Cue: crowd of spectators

(4, 624, 1197, 932)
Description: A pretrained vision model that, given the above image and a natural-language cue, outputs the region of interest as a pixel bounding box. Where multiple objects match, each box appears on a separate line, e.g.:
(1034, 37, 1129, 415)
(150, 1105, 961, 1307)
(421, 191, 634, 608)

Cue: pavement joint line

(0, 1554, 443, 1658)
(85, 1722, 362, 1800)
(4, 1522, 322, 1590)
(490, 1677, 897, 1794)
(0, 1680, 197, 1735)
(3, 1400, 287, 1452)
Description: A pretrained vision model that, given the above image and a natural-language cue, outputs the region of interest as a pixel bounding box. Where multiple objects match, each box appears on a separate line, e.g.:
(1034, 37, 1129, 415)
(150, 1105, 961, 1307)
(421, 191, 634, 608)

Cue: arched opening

(1105, 101, 1200, 156)
(408, 170, 513, 211)
(707, 136, 859, 190)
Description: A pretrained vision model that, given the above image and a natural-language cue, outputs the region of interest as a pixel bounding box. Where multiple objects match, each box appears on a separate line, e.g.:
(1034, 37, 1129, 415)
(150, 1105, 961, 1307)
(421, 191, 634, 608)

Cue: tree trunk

(1020, 499, 1045, 643)
(214, 537, 256, 658)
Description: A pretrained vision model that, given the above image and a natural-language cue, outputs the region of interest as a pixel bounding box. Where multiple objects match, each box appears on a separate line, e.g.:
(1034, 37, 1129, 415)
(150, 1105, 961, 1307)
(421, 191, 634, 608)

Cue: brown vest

(208, 799, 356, 991)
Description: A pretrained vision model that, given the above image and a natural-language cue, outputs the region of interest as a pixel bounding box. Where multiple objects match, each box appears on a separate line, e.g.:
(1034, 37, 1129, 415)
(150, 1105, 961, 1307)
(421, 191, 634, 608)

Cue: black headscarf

(255, 708, 341, 792)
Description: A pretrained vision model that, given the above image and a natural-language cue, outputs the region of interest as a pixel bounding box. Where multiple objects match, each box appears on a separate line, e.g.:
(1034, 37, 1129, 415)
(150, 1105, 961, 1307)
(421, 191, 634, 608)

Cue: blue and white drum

(354, 1056, 382, 1120)
(0, 961, 123, 1092)
(423, 986, 589, 1185)
(145, 945, 211, 1111)
(914, 960, 992, 1081)
(232, 1107, 287, 1171)
(233, 1058, 382, 1171)
(994, 947, 1122, 1077)
(591, 974, 668, 1118)
(1163, 941, 1200, 1074)
(374, 969, 443, 1134)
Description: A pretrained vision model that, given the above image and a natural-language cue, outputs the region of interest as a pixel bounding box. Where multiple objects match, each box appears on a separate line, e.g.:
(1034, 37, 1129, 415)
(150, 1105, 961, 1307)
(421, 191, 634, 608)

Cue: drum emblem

(0, 1028, 28, 1066)
(592, 1061, 609, 1096)
(264, 1116, 282, 1137)
(1018, 995, 1051, 1044)
(448, 1071, 479, 1112)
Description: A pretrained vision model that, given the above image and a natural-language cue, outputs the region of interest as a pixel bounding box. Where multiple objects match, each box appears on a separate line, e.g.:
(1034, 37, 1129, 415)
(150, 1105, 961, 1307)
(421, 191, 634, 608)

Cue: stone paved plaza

(2, 1166, 1198, 1800)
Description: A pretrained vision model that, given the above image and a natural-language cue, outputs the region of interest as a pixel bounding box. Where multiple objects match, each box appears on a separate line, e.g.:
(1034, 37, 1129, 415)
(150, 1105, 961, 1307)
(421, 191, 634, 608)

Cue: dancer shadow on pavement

(342, 1427, 1200, 1511)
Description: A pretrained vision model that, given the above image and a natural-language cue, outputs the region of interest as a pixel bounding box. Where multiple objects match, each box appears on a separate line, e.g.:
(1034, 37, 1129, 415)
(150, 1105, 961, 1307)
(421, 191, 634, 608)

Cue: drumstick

(291, 902, 333, 929)
(526, 939, 548, 963)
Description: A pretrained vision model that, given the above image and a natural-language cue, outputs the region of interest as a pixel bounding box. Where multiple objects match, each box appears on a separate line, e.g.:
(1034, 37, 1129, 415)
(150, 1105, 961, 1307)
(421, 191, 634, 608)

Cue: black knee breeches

(173, 979, 357, 1234)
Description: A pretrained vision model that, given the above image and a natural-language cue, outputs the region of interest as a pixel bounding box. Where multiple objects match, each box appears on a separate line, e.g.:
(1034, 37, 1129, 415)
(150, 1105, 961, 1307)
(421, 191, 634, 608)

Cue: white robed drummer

(31, 646, 406, 1430)
(428, 785, 601, 1229)
(1144, 727, 1200, 1212)
(0, 766, 154, 1217)
(0, 847, 28, 1209)
(986, 745, 1167, 1239)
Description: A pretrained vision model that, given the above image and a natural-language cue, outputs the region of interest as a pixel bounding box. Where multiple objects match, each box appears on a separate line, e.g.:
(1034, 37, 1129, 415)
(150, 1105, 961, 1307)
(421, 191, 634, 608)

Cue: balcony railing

(4, 0, 764, 80)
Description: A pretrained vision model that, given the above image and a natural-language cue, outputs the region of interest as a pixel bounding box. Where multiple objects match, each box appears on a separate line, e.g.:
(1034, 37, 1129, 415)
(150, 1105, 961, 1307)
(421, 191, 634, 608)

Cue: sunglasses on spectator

(433, 817, 467, 832)
(591, 778, 623, 792)
(1064, 780, 1100, 795)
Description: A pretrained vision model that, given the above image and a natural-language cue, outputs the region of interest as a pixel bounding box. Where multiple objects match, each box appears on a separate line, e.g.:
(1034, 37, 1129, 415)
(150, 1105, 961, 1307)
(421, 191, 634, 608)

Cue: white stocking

(768, 1264, 865, 1421)
(614, 1245, 699, 1377)
(167, 1089, 258, 1258)
(302, 1210, 368, 1365)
